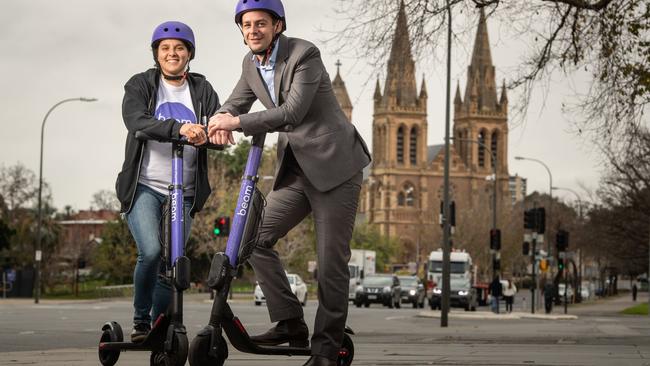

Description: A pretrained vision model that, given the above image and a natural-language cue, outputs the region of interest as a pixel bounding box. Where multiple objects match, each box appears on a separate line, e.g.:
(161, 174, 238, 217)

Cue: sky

(0, 0, 603, 211)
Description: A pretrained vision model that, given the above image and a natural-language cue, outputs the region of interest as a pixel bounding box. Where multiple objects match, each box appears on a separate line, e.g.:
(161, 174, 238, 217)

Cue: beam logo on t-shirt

(155, 102, 196, 124)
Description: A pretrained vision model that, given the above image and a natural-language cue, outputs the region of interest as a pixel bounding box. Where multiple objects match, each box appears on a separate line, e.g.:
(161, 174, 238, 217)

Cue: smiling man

(207, 1, 371, 365)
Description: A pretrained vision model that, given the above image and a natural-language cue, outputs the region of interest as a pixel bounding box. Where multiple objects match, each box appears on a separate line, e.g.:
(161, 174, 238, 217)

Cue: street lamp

(514, 156, 553, 256)
(34, 97, 97, 304)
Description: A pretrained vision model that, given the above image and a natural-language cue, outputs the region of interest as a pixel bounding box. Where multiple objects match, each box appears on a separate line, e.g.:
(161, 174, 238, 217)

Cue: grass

(621, 302, 648, 315)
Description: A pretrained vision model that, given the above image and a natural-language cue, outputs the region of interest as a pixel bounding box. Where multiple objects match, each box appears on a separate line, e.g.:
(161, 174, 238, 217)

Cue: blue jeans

(126, 184, 193, 325)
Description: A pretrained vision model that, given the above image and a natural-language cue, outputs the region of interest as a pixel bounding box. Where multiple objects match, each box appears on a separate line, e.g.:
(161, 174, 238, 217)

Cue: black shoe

(302, 356, 336, 366)
(131, 323, 151, 343)
(250, 318, 309, 347)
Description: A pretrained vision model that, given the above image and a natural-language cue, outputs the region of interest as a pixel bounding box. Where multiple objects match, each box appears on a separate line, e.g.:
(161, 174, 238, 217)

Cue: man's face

(241, 10, 281, 54)
(156, 39, 190, 76)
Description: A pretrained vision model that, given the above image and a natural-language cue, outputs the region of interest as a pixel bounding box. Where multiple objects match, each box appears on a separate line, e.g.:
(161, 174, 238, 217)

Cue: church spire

(463, 7, 498, 113)
(381, 0, 419, 108)
(331, 60, 353, 122)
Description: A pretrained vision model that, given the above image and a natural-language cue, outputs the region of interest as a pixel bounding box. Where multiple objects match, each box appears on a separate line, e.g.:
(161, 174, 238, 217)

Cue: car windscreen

(362, 276, 392, 286)
(287, 276, 295, 285)
(429, 260, 467, 274)
(399, 277, 418, 287)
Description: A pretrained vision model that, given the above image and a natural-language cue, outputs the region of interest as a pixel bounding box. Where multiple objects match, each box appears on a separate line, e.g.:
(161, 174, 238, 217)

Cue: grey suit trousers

(248, 169, 363, 359)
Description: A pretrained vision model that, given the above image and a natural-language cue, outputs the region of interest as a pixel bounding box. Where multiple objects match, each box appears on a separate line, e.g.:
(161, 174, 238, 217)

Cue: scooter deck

(222, 316, 312, 356)
(99, 315, 171, 352)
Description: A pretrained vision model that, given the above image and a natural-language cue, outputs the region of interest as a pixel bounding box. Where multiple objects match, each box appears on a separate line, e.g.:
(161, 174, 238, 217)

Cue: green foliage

(350, 222, 399, 272)
(0, 218, 14, 253)
(91, 218, 137, 285)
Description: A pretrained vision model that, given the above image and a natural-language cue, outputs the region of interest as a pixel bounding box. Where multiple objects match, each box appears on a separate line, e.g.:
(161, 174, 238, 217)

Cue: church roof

(332, 61, 353, 109)
(427, 144, 444, 164)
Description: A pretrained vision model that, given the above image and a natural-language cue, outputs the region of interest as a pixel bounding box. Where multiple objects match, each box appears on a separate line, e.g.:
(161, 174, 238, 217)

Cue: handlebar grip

(134, 131, 224, 150)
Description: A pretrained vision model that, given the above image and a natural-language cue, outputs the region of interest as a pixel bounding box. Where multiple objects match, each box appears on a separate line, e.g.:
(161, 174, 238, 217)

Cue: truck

(348, 249, 376, 301)
(427, 249, 478, 310)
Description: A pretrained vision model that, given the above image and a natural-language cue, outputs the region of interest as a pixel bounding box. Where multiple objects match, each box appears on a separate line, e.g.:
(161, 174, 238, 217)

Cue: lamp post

(514, 156, 553, 256)
(552, 186, 583, 304)
(34, 97, 97, 304)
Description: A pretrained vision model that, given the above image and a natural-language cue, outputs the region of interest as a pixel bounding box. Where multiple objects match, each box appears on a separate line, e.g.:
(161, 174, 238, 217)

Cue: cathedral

(331, 4, 526, 266)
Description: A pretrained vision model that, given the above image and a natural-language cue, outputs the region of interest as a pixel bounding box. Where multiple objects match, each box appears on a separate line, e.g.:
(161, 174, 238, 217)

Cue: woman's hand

(179, 123, 207, 145)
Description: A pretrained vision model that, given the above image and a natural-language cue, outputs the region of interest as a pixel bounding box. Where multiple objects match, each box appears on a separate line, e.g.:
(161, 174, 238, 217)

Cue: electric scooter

(187, 131, 355, 366)
(98, 125, 223, 366)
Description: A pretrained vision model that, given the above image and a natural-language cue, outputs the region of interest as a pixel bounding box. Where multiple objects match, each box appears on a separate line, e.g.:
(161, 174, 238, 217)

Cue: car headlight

(409, 289, 416, 296)
(458, 290, 468, 296)
(383, 286, 391, 293)
(433, 288, 442, 294)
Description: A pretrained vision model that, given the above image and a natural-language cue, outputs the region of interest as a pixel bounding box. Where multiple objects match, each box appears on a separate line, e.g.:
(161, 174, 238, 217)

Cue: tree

(92, 218, 137, 284)
(350, 222, 400, 273)
(0, 163, 49, 211)
(330, 0, 649, 147)
(91, 190, 120, 211)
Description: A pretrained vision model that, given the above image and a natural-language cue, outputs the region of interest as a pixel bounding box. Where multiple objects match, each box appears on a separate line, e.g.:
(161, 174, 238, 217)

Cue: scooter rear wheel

(150, 332, 188, 366)
(188, 332, 228, 366)
(337, 333, 354, 366)
(98, 322, 123, 366)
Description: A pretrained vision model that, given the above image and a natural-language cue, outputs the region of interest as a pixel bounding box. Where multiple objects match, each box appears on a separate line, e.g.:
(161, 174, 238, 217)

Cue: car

(254, 273, 308, 306)
(429, 278, 478, 311)
(558, 283, 574, 303)
(398, 275, 426, 308)
(354, 274, 401, 308)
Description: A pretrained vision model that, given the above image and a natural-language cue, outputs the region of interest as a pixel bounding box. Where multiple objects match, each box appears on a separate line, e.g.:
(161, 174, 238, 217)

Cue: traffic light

(524, 209, 535, 229)
(558, 258, 565, 271)
(539, 259, 548, 272)
(522, 241, 530, 256)
(556, 230, 569, 252)
(213, 216, 230, 237)
(523, 208, 546, 234)
(490, 229, 501, 250)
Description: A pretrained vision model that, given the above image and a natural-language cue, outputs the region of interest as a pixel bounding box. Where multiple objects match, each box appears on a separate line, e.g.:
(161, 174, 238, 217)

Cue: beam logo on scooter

(237, 184, 254, 216)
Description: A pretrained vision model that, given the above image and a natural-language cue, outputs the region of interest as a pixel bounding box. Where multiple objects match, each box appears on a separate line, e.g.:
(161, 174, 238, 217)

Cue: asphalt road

(0, 293, 648, 365)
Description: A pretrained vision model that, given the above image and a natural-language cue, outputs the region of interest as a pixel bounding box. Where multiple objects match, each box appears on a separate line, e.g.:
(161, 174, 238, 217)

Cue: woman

(503, 279, 517, 313)
(115, 21, 220, 342)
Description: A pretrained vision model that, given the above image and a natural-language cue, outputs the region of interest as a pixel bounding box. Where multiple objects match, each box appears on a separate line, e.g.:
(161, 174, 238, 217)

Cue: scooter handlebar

(134, 130, 225, 150)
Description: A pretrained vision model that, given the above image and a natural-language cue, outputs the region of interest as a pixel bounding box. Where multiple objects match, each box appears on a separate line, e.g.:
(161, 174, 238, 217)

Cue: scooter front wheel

(150, 332, 188, 366)
(337, 333, 354, 366)
(188, 332, 228, 366)
(98, 322, 123, 366)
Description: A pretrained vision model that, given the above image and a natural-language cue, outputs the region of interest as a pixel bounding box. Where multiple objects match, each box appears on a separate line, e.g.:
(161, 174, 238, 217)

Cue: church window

(397, 126, 404, 164)
(478, 130, 486, 167)
(409, 127, 418, 165)
(491, 130, 498, 169)
(402, 183, 416, 207)
(397, 192, 405, 206)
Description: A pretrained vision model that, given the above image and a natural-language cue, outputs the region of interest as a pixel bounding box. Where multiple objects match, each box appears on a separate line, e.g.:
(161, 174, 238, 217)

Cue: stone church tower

(359, 4, 514, 265)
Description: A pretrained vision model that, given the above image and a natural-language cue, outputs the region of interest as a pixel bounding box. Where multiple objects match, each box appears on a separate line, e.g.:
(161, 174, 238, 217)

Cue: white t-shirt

(139, 77, 198, 197)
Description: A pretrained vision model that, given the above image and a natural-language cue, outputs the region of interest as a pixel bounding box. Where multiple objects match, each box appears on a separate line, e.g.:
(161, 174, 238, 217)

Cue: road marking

(18, 331, 34, 335)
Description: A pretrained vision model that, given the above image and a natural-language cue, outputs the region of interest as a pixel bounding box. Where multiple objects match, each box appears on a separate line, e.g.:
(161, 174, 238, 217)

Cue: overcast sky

(0, 0, 602, 211)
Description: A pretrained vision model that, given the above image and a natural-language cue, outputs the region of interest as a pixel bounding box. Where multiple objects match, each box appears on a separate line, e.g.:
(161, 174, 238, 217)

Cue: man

(208, 1, 370, 365)
(489, 275, 503, 314)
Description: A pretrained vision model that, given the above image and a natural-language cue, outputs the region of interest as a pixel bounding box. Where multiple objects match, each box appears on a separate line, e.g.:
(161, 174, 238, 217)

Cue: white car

(254, 273, 308, 306)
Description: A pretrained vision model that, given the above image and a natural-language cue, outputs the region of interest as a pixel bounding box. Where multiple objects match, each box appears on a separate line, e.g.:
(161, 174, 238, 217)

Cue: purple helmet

(151, 21, 196, 60)
(234, 0, 286, 31)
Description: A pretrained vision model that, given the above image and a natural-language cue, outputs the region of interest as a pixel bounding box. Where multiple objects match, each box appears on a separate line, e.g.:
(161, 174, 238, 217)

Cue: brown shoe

(302, 355, 336, 366)
(250, 318, 309, 347)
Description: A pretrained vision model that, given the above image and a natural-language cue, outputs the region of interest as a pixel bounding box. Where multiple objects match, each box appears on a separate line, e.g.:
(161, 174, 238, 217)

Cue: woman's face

(156, 39, 190, 76)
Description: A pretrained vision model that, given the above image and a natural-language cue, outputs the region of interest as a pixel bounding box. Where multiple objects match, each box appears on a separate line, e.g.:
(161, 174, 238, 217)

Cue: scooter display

(98, 126, 223, 366)
(188, 131, 355, 366)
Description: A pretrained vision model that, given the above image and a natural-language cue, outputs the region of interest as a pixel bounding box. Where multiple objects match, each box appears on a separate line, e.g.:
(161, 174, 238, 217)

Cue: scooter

(98, 125, 223, 366)
(188, 131, 355, 366)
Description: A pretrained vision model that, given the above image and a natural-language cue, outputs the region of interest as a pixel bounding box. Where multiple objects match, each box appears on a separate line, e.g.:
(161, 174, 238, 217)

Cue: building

(333, 4, 523, 265)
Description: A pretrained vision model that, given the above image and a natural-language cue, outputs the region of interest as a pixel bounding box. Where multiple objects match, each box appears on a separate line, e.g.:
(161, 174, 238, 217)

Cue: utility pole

(531, 233, 537, 314)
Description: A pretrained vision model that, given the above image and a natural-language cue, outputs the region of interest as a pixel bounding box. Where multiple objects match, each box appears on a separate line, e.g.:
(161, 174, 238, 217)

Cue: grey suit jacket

(219, 35, 371, 192)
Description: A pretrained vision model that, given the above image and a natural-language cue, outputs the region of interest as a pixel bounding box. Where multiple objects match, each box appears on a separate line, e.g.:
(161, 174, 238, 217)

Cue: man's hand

(208, 113, 238, 145)
(179, 123, 207, 145)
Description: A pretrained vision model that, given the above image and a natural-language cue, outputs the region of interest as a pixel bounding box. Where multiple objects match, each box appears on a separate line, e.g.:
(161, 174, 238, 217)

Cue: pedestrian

(116, 21, 221, 343)
(543, 281, 555, 314)
(207, 1, 371, 365)
(503, 279, 517, 313)
(632, 280, 638, 302)
(489, 275, 503, 314)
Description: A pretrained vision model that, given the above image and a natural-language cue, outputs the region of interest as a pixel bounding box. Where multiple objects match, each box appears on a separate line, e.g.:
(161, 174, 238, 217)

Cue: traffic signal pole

(531, 233, 536, 314)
